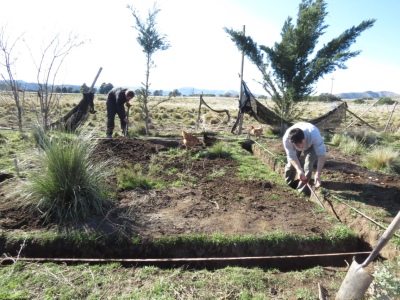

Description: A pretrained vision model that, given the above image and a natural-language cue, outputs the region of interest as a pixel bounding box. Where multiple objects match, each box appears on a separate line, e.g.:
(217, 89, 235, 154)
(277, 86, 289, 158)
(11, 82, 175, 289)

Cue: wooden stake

(344, 99, 378, 130)
(344, 108, 376, 131)
(384, 102, 397, 132)
(13, 158, 19, 177)
(88, 67, 103, 93)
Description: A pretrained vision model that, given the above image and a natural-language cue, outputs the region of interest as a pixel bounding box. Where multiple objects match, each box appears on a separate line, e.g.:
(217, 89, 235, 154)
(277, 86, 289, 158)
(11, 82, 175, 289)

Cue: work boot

(106, 134, 112, 139)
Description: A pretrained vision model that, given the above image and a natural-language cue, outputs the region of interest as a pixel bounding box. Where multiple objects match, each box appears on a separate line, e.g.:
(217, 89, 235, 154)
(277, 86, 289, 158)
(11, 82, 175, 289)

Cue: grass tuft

(363, 145, 400, 173)
(19, 127, 113, 224)
(116, 163, 163, 189)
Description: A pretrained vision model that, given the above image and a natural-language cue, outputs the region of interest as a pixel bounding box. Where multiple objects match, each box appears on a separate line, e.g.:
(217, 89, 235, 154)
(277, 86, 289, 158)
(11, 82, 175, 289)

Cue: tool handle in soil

(306, 183, 324, 209)
(361, 210, 400, 267)
(124, 106, 130, 137)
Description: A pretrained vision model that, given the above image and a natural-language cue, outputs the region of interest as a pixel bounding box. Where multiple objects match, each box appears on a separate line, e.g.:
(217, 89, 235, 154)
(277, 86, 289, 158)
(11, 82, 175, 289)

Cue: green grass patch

(116, 163, 164, 189)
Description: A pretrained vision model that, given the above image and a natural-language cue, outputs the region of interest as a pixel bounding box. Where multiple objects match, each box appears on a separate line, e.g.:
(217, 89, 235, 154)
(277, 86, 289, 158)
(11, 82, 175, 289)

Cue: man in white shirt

(282, 122, 326, 195)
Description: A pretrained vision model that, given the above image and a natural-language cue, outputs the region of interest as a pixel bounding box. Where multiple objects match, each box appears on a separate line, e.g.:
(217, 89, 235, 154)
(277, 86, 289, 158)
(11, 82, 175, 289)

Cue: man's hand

(297, 170, 307, 183)
(126, 102, 132, 108)
(124, 117, 129, 124)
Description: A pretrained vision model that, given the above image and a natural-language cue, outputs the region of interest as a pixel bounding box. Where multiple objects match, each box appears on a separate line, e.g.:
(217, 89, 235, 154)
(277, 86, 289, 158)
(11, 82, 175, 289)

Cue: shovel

(336, 210, 400, 300)
(299, 178, 324, 209)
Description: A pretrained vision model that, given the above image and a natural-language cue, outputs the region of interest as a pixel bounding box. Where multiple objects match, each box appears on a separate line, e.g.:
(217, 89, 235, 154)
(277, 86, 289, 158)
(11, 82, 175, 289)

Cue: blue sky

(1, 0, 399, 95)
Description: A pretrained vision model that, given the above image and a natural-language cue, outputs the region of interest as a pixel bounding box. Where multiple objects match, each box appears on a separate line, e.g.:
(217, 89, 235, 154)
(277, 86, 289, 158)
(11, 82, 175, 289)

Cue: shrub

(369, 258, 400, 298)
(316, 93, 342, 102)
(354, 98, 365, 104)
(377, 97, 395, 105)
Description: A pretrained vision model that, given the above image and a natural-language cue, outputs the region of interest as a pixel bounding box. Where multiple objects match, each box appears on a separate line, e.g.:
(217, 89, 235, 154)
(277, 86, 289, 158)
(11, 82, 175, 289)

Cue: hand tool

(336, 211, 400, 300)
(300, 177, 324, 208)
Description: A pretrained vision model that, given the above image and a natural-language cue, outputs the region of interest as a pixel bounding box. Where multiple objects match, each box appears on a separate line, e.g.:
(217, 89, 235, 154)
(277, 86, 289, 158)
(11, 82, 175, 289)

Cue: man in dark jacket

(106, 87, 135, 138)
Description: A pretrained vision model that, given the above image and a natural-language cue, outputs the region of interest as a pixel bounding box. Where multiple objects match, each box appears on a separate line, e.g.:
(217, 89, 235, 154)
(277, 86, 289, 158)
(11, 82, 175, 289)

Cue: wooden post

(344, 99, 379, 130)
(384, 102, 397, 132)
(344, 108, 377, 131)
(14, 158, 20, 177)
(88, 67, 103, 93)
(236, 25, 245, 135)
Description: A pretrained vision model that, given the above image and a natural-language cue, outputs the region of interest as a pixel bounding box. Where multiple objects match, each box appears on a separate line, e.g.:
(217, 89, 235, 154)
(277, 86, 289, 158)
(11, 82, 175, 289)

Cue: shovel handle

(306, 183, 324, 209)
(362, 210, 400, 267)
(124, 106, 130, 137)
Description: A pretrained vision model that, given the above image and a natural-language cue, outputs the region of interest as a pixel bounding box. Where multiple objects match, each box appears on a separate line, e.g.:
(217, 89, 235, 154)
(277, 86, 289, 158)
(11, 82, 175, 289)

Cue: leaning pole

(236, 25, 245, 135)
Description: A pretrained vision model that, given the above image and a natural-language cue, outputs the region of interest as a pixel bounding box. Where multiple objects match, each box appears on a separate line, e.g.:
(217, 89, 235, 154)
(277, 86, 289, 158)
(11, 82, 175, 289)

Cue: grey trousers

(284, 146, 318, 193)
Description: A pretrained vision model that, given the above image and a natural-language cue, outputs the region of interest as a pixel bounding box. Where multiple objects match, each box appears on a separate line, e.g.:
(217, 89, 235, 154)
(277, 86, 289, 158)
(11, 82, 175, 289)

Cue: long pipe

(1, 252, 371, 264)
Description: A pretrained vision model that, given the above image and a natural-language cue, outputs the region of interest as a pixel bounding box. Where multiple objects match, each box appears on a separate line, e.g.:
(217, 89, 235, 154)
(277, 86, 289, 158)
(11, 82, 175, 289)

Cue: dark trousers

(284, 146, 317, 194)
(106, 101, 126, 136)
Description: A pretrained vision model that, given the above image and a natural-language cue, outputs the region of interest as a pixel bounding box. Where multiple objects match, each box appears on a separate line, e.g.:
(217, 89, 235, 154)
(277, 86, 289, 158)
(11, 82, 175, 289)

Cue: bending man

(282, 122, 326, 195)
(106, 87, 135, 138)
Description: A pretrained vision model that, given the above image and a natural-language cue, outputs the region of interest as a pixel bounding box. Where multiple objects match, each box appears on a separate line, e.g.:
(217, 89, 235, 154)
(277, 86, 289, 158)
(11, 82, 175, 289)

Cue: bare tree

(0, 25, 25, 131)
(27, 32, 84, 128)
(127, 3, 170, 135)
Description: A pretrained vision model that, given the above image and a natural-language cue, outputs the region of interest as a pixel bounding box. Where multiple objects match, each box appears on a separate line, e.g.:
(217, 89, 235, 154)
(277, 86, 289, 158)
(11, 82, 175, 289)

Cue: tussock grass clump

(363, 146, 400, 173)
(126, 123, 147, 136)
(196, 141, 232, 159)
(341, 137, 365, 155)
(22, 127, 113, 224)
(132, 112, 142, 121)
(172, 113, 182, 119)
(330, 133, 365, 155)
(184, 119, 196, 126)
(330, 133, 346, 146)
(208, 141, 232, 158)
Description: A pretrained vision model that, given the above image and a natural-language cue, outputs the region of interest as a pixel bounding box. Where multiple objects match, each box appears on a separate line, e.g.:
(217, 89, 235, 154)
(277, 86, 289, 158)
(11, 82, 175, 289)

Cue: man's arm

(314, 155, 326, 187)
(283, 136, 307, 182)
(290, 157, 308, 182)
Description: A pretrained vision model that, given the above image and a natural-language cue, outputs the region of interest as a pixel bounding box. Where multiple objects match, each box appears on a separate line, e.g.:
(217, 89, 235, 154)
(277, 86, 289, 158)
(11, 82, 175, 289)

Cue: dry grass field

(1, 92, 400, 299)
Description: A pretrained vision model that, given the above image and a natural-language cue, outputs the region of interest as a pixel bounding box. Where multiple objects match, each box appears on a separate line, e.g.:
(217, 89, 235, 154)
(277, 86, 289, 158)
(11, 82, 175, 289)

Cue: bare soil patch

(1, 132, 400, 299)
(0, 136, 336, 250)
(1, 135, 399, 259)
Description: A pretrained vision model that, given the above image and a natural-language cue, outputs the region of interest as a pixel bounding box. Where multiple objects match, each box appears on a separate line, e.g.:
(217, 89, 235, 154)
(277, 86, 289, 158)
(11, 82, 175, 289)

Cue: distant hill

(336, 91, 400, 99)
(0, 80, 81, 92)
(1, 80, 398, 99)
(175, 87, 239, 96)
(0, 81, 239, 96)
